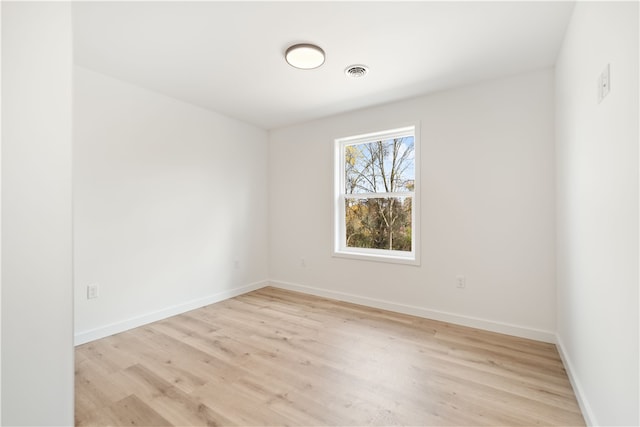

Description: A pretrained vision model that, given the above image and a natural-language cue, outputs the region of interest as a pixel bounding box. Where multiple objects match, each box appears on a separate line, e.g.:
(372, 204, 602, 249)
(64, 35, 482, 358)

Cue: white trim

(337, 125, 416, 145)
(74, 280, 268, 346)
(269, 280, 556, 343)
(555, 334, 597, 426)
(333, 248, 419, 265)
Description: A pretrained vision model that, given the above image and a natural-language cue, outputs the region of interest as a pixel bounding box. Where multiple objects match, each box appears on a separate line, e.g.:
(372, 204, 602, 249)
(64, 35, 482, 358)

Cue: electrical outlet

(87, 283, 99, 299)
(456, 275, 466, 289)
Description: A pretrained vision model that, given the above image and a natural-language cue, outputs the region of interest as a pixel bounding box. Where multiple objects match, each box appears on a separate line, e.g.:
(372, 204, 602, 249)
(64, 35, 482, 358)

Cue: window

(334, 125, 419, 264)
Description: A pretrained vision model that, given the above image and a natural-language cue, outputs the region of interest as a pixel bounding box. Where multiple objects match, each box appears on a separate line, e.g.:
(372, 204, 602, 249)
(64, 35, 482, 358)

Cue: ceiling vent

(345, 65, 369, 78)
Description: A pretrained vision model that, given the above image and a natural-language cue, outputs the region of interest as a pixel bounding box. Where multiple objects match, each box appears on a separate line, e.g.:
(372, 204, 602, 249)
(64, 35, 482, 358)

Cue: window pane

(345, 136, 415, 194)
(345, 197, 412, 251)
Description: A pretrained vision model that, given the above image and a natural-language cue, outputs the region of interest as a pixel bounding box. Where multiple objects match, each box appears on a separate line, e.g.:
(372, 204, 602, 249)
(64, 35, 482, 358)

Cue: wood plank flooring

(75, 287, 585, 426)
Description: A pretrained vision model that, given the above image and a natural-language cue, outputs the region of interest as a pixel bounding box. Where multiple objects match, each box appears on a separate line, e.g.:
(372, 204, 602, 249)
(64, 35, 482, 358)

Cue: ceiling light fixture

(345, 65, 369, 78)
(285, 43, 325, 70)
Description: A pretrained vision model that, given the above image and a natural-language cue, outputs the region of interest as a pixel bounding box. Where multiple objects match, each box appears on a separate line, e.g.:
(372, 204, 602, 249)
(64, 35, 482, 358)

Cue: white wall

(1, 2, 74, 425)
(269, 69, 557, 341)
(74, 67, 269, 344)
(0, 2, 4, 421)
(0, 2, 3, 421)
(555, 2, 639, 426)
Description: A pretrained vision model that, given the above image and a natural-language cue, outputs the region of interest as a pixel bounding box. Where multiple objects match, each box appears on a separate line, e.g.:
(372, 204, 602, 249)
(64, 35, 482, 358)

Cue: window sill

(332, 249, 420, 266)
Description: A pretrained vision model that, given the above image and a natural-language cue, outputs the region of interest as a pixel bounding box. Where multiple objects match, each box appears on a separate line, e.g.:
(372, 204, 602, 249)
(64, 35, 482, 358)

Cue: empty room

(1, 1, 638, 426)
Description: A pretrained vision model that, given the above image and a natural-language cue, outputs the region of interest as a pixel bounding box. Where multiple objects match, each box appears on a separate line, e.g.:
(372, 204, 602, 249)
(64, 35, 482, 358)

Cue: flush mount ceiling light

(285, 43, 325, 70)
(345, 65, 369, 78)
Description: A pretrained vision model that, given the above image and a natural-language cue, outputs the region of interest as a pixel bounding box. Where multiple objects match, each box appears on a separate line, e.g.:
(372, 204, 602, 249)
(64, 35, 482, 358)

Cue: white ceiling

(73, 1, 575, 130)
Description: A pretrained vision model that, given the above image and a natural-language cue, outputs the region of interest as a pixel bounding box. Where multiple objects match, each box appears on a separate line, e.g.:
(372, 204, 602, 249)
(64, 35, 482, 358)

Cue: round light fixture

(345, 65, 369, 78)
(285, 43, 325, 70)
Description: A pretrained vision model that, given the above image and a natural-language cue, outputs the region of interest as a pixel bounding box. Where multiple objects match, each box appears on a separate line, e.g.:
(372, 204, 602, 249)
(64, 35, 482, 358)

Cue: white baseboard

(269, 280, 556, 343)
(74, 280, 268, 346)
(555, 334, 597, 426)
(75, 278, 556, 345)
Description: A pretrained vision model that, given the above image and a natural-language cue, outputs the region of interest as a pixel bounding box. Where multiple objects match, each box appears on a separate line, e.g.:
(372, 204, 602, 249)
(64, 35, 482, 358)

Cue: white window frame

(333, 124, 420, 265)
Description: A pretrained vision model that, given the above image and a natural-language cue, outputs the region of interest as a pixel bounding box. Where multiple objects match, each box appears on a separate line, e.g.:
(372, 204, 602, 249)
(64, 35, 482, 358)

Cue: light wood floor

(75, 287, 585, 426)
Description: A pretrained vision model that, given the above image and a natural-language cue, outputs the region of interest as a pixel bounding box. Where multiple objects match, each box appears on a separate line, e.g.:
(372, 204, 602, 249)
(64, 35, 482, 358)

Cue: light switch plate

(598, 64, 610, 103)
(87, 283, 99, 299)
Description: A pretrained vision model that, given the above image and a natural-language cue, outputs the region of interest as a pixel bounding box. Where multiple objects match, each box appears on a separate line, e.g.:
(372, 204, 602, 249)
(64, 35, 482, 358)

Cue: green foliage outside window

(344, 137, 415, 252)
